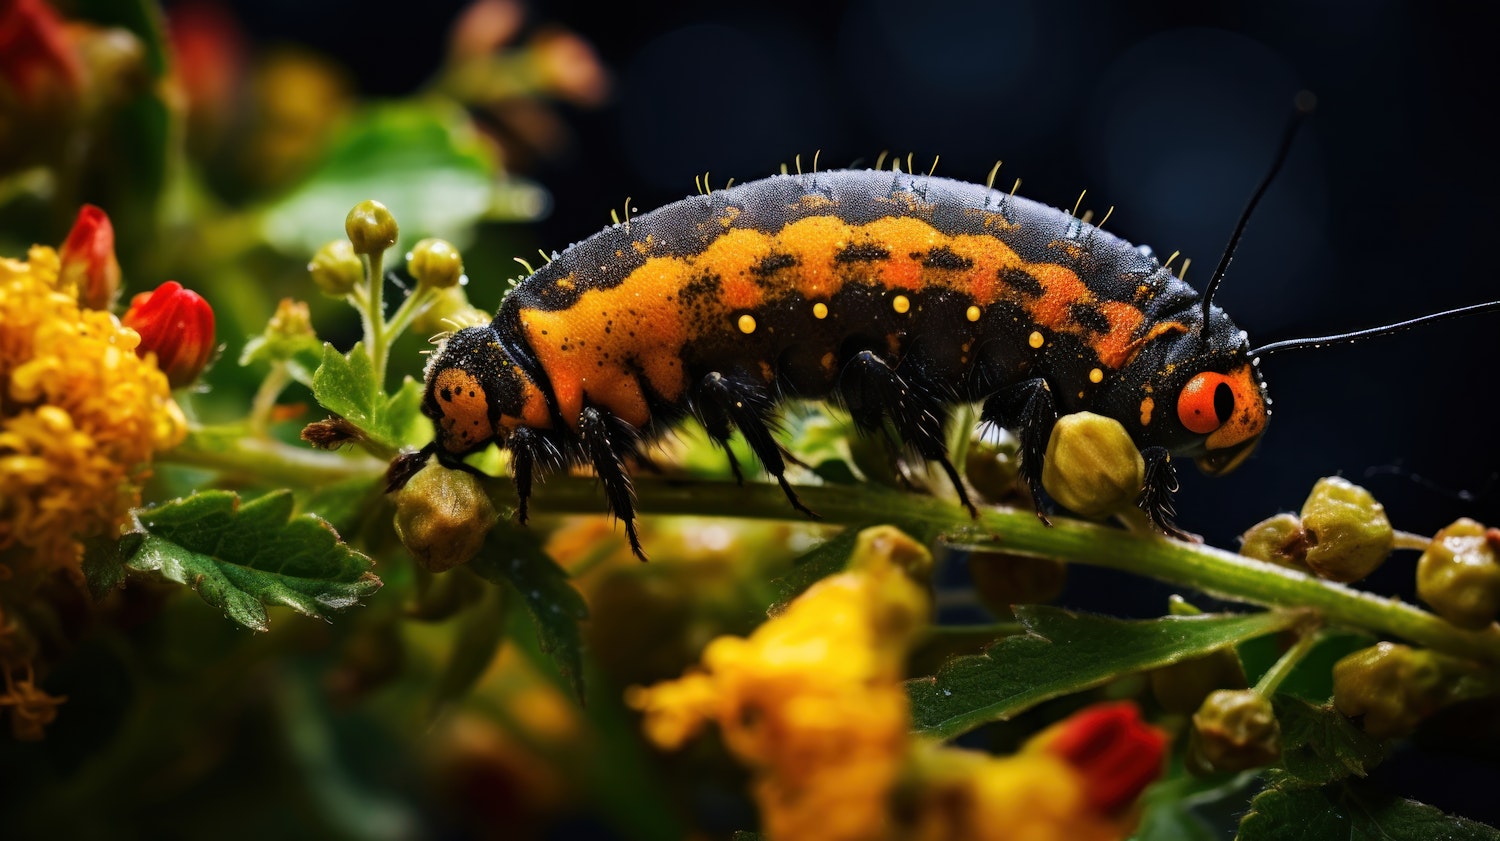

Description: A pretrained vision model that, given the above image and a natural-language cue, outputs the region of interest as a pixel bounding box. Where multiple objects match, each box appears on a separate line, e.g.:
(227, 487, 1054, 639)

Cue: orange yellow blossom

(0, 234, 186, 577)
(626, 526, 1167, 841)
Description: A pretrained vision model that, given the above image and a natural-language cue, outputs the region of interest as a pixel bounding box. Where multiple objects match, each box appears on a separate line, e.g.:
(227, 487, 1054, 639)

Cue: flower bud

(1417, 518, 1500, 630)
(1239, 513, 1310, 571)
(266, 297, 314, 339)
(345, 199, 399, 255)
(1332, 642, 1448, 738)
(122, 280, 216, 388)
(967, 551, 1066, 617)
(407, 237, 464, 289)
(394, 464, 497, 573)
(58, 204, 121, 310)
(1032, 702, 1167, 815)
(1041, 412, 1144, 519)
(308, 239, 363, 297)
(1298, 477, 1393, 583)
(1150, 650, 1248, 715)
(1187, 689, 1281, 773)
(963, 429, 1022, 503)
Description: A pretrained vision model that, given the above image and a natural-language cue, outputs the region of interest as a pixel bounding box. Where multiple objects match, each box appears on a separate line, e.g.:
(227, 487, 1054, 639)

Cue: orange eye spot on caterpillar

(1177, 371, 1235, 434)
(1089, 368, 1104, 384)
(813, 302, 829, 319)
(966, 305, 981, 322)
(1028, 330, 1045, 349)
(892, 294, 911, 314)
(738, 314, 757, 334)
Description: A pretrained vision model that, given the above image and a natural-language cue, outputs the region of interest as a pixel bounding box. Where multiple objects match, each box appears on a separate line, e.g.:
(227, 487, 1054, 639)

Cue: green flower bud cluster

(308, 239, 363, 297)
(393, 463, 498, 573)
(1239, 477, 1393, 583)
(407, 238, 465, 289)
(1187, 689, 1281, 774)
(1416, 518, 1500, 630)
(1040, 412, 1144, 519)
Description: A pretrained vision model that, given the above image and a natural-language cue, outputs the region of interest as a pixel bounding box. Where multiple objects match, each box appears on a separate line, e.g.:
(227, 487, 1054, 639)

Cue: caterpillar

(388, 135, 1498, 560)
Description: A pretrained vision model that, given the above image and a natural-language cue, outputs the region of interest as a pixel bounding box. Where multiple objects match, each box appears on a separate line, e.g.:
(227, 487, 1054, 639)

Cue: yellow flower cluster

(0, 244, 186, 577)
(628, 527, 1162, 841)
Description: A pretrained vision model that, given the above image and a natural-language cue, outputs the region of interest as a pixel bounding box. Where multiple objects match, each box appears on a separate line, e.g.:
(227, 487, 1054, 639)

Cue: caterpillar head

(421, 324, 548, 458)
(1106, 314, 1270, 476)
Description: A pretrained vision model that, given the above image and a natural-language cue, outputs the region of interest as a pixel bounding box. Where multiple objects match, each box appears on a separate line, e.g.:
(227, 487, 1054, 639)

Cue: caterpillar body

(392, 168, 1270, 557)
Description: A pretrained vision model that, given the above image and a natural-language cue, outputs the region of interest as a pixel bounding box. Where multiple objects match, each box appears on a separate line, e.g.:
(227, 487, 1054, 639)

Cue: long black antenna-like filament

(1199, 91, 1318, 333)
(1250, 300, 1500, 357)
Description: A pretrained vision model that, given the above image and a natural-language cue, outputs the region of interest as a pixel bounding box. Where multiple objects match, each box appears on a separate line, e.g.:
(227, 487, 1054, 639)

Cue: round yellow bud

(308, 239, 363, 297)
(1188, 689, 1281, 774)
(1332, 642, 1448, 738)
(1417, 518, 1500, 630)
(1239, 513, 1310, 571)
(1041, 412, 1145, 519)
(393, 464, 497, 573)
(1298, 477, 1393, 583)
(408, 238, 465, 289)
(345, 199, 399, 255)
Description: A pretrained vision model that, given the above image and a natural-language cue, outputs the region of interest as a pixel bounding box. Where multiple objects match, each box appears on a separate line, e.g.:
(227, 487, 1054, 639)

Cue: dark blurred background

(207, 0, 1500, 825)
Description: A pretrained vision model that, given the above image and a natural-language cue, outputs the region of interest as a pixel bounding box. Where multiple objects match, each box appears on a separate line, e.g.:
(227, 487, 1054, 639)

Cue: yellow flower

(0, 244, 186, 577)
(627, 526, 929, 841)
(628, 526, 1167, 841)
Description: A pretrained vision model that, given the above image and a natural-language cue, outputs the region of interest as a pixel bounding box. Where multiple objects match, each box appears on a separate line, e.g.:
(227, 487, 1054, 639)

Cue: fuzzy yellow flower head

(627, 526, 930, 841)
(0, 239, 186, 576)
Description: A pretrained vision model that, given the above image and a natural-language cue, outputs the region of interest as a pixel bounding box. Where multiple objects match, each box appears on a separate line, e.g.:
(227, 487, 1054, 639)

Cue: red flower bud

(58, 204, 122, 310)
(1040, 702, 1167, 814)
(123, 281, 216, 388)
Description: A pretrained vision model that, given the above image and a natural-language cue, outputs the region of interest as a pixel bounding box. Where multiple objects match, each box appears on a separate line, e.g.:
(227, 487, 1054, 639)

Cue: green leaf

(1273, 696, 1387, 788)
(261, 102, 547, 255)
(122, 490, 381, 632)
(81, 536, 128, 601)
(469, 523, 589, 702)
(907, 606, 1300, 739)
(1237, 780, 1500, 840)
(1132, 769, 1253, 841)
(311, 342, 429, 450)
(771, 526, 867, 603)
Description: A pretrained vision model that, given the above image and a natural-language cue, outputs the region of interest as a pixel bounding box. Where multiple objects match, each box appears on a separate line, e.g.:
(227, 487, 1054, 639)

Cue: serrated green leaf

(1273, 696, 1387, 788)
(907, 606, 1300, 739)
(469, 523, 589, 702)
(311, 343, 429, 450)
(1237, 780, 1500, 841)
(123, 490, 381, 632)
(261, 102, 547, 255)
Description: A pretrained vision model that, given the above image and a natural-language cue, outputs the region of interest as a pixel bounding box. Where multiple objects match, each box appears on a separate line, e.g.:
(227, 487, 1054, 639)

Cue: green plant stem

(163, 430, 384, 487)
(502, 476, 1500, 665)
(247, 363, 293, 438)
(1253, 629, 1324, 696)
(384, 286, 436, 344)
(365, 249, 387, 388)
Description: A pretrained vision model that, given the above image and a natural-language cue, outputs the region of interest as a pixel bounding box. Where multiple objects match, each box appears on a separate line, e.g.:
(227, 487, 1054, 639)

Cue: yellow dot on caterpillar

(966, 305, 981, 322)
(812, 302, 829, 319)
(1028, 330, 1044, 349)
(1089, 368, 1103, 384)
(738, 314, 756, 334)
(892, 294, 911, 314)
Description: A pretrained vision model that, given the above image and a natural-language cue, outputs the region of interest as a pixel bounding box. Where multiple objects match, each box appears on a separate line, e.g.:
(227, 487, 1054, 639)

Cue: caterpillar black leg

(981, 377, 1058, 525)
(579, 407, 646, 560)
(693, 379, 747, 485)
(839, 350, 978, 517)
(1138, 446, 1197, 541)
(695, 372, 816, 518)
